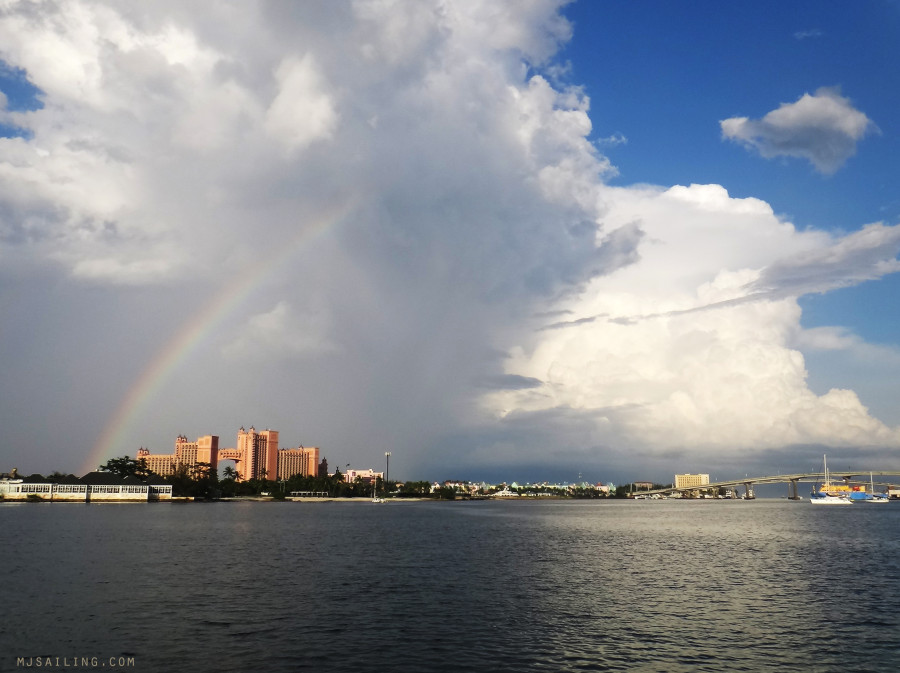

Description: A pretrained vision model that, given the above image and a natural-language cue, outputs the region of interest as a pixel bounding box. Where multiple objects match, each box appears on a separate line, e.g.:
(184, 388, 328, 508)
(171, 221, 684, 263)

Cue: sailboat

(809, 455, 852, 505)
(372, 481, 385, 503)
(865, 472, 890, 503)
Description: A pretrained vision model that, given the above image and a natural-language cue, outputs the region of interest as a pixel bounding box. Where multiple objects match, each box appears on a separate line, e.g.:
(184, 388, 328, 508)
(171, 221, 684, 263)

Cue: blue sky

(557, 0, 900, 424)
(562, 1, 900, 233)
(0, 0, 899, 484)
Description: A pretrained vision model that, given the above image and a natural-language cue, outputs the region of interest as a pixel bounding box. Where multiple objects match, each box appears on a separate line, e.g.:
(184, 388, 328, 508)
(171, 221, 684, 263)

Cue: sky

(1, 0, 899, 485)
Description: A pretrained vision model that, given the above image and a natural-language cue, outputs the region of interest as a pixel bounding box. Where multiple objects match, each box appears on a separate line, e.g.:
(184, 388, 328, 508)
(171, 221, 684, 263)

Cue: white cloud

(794, 326, 900, 366)
(793, 29, 823, 40)
(754, 222, 900, 296)
(0, 0, 897, 478)
(596, 132, 627, 146)
(486, 183, 900, 456)
(720, 87, 877, 174)
(222, 300, 337, 361)
(264, 54, 337, 152)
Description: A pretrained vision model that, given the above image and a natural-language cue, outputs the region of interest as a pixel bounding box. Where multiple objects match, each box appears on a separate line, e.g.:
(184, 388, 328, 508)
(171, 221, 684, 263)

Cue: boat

(809, 455, 853, 505)
(864, 472, 890, 503)
(371, 481, 386, 503)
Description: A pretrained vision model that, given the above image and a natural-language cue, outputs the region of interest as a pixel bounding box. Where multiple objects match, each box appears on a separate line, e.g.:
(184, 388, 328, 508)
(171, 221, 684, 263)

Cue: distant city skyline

(2, 1, 899, 484)
(133, 427, 322, 483)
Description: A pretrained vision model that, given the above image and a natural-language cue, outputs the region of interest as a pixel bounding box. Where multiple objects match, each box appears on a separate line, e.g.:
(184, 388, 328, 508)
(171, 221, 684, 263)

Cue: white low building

(0, 476, 172, 502)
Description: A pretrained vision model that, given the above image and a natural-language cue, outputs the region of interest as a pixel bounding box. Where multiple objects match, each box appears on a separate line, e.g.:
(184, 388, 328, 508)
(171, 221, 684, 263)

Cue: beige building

(674, 473, 710, 489)
(136, 427, 315, 482)
(174, 434, 219, 469)
(137, 449, 175, 477)
(137, 435, 219, 477)
(277, 446, 320, 480)
(344, 468, 383, 484)
(234, 426, 278, 481)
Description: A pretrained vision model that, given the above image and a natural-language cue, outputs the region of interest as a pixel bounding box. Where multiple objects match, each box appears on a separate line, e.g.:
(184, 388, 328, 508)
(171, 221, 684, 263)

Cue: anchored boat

(809, 455, 852, 505)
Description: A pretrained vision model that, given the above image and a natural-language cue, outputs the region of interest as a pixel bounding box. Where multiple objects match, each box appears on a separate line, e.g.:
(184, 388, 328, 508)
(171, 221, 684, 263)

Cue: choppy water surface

(2, 499, 899, 672)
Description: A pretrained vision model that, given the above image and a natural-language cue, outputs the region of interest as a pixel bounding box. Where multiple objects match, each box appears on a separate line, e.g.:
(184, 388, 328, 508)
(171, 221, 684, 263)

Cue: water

(2, 499, 899, 672)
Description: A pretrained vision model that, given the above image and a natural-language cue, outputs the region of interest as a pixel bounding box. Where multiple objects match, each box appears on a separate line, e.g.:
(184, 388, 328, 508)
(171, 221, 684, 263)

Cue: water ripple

(1, 500, 899, 671)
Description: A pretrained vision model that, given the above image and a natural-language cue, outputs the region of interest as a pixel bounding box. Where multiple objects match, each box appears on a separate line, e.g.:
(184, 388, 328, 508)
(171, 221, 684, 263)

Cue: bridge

(638, 471, 900, 499)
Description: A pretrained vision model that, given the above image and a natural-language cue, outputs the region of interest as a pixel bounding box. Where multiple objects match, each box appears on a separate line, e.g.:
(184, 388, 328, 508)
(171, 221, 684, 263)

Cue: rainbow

(80, 202, 355, 475)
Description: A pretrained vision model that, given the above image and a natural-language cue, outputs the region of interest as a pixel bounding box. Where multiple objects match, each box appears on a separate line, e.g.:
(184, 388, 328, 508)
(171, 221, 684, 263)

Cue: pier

(639, 471, 900, 499)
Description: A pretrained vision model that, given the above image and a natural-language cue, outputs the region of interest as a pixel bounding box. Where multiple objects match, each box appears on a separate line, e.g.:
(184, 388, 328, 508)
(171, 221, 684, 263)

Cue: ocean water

(1, 499, 899, 672)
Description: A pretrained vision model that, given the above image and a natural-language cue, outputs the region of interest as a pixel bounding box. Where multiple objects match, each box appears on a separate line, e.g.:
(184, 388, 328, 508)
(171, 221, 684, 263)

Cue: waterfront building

(137, 448, 175, 477)
(0, 472, 172, 502)
(137, 428, 285, 482)
(136, 434, 219, 477)
(175, 434, 219, 470)
(277, 446, 320, 480)
(343, 468, 383, 484)
(234, 426, 278, 481)
(674, 473, 710, 489)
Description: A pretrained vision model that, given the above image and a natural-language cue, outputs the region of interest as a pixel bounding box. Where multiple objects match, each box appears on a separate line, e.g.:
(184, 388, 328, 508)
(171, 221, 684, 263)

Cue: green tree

(99, 456, 152, 480)
(219, 465, 240, 497)
(399, 481, 431, 497)
(164, 461, 219, 499)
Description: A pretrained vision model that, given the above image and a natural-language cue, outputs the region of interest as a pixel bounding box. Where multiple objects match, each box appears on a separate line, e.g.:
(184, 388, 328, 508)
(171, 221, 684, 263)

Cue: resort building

(674, 473, 710, 489)
(137, 427, 288, 482)
(343, 468, 383, 484)
(137, 448, 175, 477)
(276, 446, 320, 480)
(175, 434, 220, 469)
(234, 426, 279, 481)
(136, 434, 220, 477)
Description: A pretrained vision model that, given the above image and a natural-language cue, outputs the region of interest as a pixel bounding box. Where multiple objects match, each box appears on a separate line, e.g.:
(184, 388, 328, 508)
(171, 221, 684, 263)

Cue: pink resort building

(137, 427, 319, 482)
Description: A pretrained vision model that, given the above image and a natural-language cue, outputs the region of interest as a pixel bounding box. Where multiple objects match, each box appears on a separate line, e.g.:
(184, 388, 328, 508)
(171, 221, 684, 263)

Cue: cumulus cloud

(223, 301, 337, 361)
(0, 0, 896, 480)
(720, 87, 877, 174)
(264, 54, 337, 152)
(485, 183, 900, 460)
(0, 0, 618, 473)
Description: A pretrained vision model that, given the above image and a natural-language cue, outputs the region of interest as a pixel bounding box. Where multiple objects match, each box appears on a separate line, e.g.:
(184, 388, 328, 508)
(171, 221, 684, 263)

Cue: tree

(399, 481, 431, 497)
(190, 461, 213, 481)
(162, 461, 219, 499)
(99, 456, 152, 480)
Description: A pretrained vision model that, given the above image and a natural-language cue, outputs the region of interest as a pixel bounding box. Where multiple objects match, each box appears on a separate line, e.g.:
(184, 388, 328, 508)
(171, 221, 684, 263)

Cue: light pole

(385, 452, 391, 495)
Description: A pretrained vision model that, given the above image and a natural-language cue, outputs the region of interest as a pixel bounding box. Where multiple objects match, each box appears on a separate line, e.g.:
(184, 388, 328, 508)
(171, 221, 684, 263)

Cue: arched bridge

(639, 471, 900, 499)
(216, 448, 245, 479)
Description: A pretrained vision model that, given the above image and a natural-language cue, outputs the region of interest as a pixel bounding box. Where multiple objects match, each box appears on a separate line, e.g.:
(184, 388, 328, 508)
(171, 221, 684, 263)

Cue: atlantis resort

(0, 425, 333, 502)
